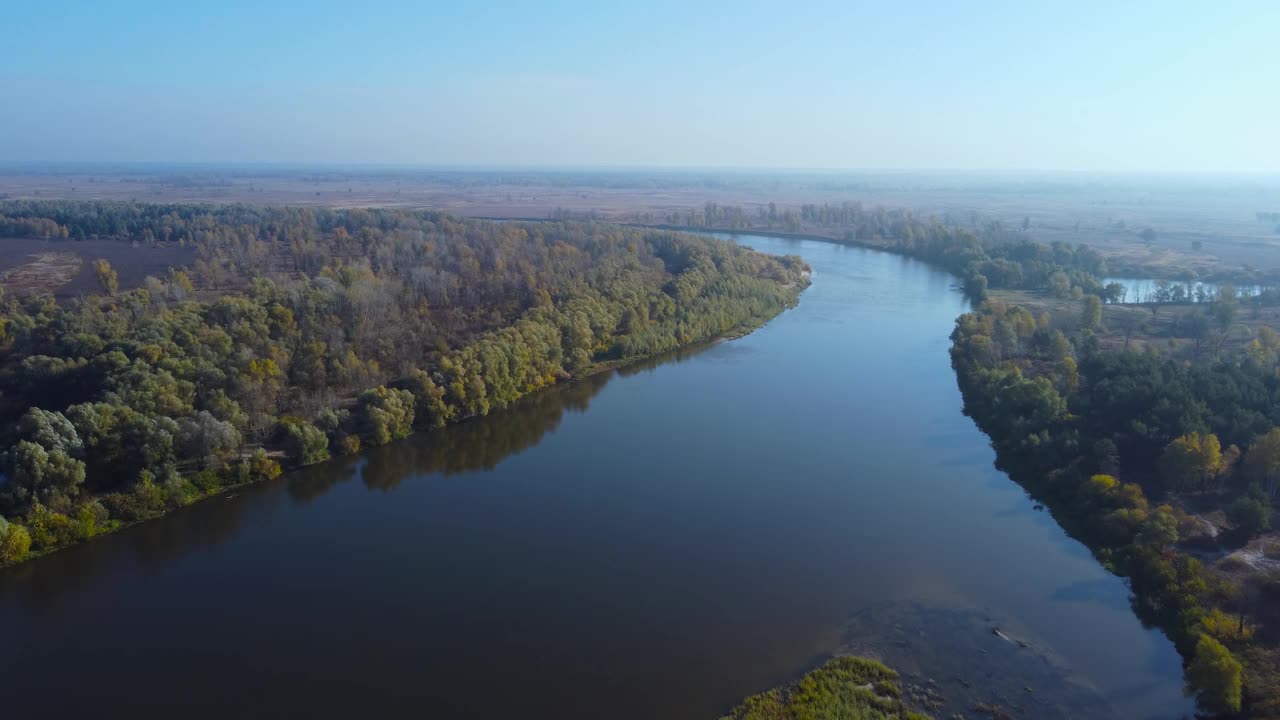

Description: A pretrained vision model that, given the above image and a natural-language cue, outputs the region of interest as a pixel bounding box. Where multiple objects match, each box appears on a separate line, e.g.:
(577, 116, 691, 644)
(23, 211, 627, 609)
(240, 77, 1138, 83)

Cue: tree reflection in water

(0, 342, 718, 612)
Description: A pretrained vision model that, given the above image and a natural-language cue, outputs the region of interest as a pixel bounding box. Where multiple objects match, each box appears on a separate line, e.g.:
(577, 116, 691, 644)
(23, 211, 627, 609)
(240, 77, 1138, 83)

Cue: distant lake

(0, 234, 1191, 719)
(1104, 276, 1266, 303)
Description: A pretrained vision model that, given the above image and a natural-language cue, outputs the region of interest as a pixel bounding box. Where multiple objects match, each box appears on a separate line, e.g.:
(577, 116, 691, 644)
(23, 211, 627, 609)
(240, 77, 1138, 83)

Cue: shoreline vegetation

(946, 295, 1280, 718)
(580, 199, 1280, 289)
(948, 296, 1280, 718)
(0, 201, 810, 568)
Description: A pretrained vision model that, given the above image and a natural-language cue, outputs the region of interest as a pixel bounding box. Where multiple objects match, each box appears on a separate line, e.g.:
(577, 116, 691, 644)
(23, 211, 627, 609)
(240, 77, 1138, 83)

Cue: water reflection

(0, 478, 259, 615)
(356, 370, 615, 491)
(1104, 276, 1266, 304)
(0, 342, 719, 613)
(302, 344, 714, 495)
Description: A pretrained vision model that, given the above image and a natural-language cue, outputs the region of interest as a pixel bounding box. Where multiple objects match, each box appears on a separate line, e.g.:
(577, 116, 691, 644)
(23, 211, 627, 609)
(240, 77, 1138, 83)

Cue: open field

(0, 236, 195, 297)
(4, 166, 1280, 275)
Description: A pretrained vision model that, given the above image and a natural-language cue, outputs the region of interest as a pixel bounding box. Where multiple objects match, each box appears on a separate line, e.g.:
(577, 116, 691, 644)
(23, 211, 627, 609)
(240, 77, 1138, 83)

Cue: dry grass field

(0, 236, 196, 297)
(3, 167, 1279, 276)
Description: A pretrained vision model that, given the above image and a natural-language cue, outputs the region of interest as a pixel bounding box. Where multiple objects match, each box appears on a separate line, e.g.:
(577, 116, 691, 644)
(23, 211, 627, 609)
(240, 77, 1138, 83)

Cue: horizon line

(1, 160, 1279, 178)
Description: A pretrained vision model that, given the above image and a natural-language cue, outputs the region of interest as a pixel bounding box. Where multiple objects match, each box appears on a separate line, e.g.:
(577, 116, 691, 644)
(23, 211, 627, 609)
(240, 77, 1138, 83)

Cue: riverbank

(0, 208, 812, 570)
(949, 297, 1280, 717)
(627, 219, 1280, 289)
(0, 282, 805, 570)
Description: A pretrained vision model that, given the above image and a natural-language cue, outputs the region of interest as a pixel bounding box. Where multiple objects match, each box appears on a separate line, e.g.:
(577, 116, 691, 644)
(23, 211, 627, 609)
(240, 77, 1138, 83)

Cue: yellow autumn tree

(1158, 432, 1222, 491)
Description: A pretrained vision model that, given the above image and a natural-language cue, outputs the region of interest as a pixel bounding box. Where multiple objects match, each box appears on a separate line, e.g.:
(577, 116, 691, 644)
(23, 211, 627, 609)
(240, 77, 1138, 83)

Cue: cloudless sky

(4, 0, 1278, 172)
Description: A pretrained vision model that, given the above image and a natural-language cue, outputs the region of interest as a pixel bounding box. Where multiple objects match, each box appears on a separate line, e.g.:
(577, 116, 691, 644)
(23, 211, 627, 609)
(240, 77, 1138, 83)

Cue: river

(0, 233, 1191, 719)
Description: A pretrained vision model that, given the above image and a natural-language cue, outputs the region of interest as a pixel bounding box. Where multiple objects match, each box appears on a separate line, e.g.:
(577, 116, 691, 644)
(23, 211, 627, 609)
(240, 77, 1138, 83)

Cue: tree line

(619, 199, 1109, 301)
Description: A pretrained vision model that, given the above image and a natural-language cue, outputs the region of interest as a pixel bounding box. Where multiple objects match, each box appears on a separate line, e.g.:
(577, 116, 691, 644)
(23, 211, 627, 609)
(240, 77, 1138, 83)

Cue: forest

(0, 201, 809, 566)
(610, 199, 1112, 300)
(951, 294, 1280, 718)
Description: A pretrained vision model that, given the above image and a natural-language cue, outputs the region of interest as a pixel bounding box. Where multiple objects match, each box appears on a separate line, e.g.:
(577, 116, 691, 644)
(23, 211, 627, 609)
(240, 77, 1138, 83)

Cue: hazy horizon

(5, 162, 1280, 182)
(5, 1, 1278, 173)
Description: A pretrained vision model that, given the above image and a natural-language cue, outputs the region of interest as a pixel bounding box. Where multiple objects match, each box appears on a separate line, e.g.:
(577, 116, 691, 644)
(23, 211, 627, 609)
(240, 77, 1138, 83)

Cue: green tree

(1094, 438, 1121, 476)
(3, 440, 87, 511)
(177, 411, 241, 467)
(408, 369, 455, 429)
(1243, 428, 1280, 497)
(247, 448, 282, 481)
(359, 386, 416, 445)
(93, 258, 119, 295)
(280, 421, 330, 466)
(965, 273, 988, 299)
(1185, 634, 1242, 714)
(1227, 486, 1271, 538)
(24, 503, 75, 549)
(1135, 508, 1179, 548)
(1048, 330, 1073, 361)
(1057, 356, 1079, 393)
(1048, 271, 1071, 298)
(1212, 300, 1236, 330)
(19, 408, 83, 454)
(1081, 295, 1103, 331)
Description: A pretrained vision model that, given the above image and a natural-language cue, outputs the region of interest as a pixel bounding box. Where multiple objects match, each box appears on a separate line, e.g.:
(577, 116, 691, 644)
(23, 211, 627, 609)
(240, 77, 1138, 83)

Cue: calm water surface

(0, 234, 1191, 719)
(1104, 276, 1266, 303)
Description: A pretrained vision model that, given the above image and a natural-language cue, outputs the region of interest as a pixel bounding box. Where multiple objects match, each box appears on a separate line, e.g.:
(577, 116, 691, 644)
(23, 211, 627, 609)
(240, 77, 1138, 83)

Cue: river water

(0, 233, 1191, 719)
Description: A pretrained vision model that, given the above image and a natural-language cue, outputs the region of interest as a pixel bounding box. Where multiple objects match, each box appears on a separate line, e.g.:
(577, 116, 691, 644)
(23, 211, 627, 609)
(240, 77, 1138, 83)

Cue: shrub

(279, 420, 330, 466)
(1227, 487, 1271, 538)
(25, 503, 75, 549)
(163, 476, 199, 507)
(314, 408, 348, 435)
(0, 521, 32, 564)
(249, 449, 282, 481)
(334, 431, 361, 456)
(1186, 634, 1242, 714)
(71, 501, 108, 540)
(190, 469, 224, 494)
(359, 386, 415, 445)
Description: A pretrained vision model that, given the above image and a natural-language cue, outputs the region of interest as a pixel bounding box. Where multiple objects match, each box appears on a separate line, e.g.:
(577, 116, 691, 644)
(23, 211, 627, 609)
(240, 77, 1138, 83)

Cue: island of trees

(0, 201, 809, 566)
(720, 656, 931, 720)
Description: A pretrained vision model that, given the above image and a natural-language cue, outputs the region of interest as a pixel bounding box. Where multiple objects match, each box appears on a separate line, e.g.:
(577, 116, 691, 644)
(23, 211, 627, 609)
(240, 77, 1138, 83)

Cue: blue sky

(4, 0, 1277, 172)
